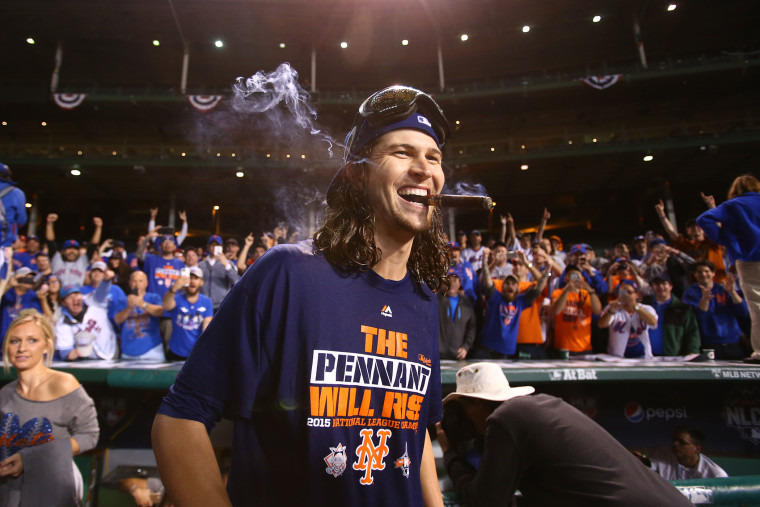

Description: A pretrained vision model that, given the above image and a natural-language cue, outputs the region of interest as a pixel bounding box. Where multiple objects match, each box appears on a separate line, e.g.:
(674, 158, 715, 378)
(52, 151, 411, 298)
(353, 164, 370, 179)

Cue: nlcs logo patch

(353, 428, 391, 485)
(324, 443, 348, 478)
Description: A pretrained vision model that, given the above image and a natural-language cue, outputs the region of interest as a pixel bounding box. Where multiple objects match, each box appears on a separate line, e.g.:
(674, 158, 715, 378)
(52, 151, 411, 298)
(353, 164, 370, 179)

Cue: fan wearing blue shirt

(161, 266, 213, 361)
(114, 270, 165, 362)
(682, 260, 749, 359)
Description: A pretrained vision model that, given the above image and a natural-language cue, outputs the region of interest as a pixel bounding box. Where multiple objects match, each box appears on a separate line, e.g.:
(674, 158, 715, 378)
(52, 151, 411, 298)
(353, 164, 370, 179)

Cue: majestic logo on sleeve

(324, 443, 348, 478)
(353, 429, 391, 485)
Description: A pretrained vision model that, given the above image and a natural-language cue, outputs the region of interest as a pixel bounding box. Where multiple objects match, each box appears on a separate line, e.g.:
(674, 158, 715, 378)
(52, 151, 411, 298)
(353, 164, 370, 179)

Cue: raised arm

(148, 207, 158, 234)
(163, 276, 188, 312)
(45, 213, 58, 242)
(700, 192, 716, 210)
(136, 227, 160, 262)
(535, 208, 550, 242)
(177, 210, 188, 245)
(654, 199, 679, 241)
(237, 233, 254, 273)
(478, 247, 494, 294)
(90, 217, 103, 246)
(504, 213, 517, 249)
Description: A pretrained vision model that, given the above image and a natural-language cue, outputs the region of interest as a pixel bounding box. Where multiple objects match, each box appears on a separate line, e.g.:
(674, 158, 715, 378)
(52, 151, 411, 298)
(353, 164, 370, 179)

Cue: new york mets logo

(353, 428, 391, 485)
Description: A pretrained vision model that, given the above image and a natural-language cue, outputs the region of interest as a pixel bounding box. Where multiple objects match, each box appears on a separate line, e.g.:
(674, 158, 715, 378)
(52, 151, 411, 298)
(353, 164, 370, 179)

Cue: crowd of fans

(440, 179, 760, 362)
(0, 209, 287, 362)
(0, 178, 758, 364)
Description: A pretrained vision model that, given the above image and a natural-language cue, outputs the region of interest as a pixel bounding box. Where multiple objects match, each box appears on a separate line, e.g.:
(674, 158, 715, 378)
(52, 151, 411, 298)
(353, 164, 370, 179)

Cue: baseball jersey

(158, 241, 442, 506)
(167, 291, 213, 357)
(462, 246, 485, 272)
(50, 252, 89, 287)
(604, 305, 657, 358)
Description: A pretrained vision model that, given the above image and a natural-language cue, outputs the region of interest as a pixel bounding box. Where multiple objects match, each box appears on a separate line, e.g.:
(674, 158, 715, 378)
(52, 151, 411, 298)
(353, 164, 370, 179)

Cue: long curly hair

(313, 157, 449, 290)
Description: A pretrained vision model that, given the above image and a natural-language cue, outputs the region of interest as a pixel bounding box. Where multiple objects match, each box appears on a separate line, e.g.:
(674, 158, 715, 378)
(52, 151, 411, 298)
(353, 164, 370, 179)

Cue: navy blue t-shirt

(158, 241, 442, 506)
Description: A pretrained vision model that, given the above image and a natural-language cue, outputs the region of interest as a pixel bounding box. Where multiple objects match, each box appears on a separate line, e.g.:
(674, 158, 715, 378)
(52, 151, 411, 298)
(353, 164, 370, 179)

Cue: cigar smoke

(231, 63, 334, 156)
(189, 63, 335, 158)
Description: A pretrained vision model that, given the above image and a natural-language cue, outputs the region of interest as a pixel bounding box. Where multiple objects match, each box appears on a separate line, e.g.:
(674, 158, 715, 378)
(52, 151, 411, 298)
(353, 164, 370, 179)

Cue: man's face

(694, 265, 715, 287)
(252, 246, 266, 261)
(207, 242, 221, 255)
(446, 276, 461, 296)
(130, 271, 148, 291)
(651, 244, 668, 262)
(686, 224, 705, 242)
(652, 279, 673, 302)
(187, 274, 203, 295)
(469, 233, 482, 249)
(501, 278, 519, 300)
(161, 238, 176, 255)
(63, 292, 83, 314)
(569, 252, 585, 266)
(519, 234, 532, 249)
(365, 129, 444, 238)
(35, 255, 50, 271)
(185, 249, 199, 266)
(225, 243, 240, 257)
(672, 432, 701, 466)
(493, 246, 507, 265)
(632, 240, 647, 256)
(62, 247, 79, 262)
(89, 268, 104, 286)
(613, 243, 629, 258)
(26, 238, 40, 254)
(618, 284, 638, 305)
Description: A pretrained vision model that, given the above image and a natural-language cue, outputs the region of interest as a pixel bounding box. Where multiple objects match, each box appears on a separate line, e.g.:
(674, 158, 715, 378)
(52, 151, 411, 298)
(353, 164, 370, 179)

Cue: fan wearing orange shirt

(551, 265, 603, 355)
(514, 251, 551, 358)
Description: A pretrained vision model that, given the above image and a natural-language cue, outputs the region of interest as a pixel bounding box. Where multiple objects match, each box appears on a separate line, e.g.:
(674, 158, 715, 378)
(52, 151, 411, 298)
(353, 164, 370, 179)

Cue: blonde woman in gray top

(0, 309, 99, 507)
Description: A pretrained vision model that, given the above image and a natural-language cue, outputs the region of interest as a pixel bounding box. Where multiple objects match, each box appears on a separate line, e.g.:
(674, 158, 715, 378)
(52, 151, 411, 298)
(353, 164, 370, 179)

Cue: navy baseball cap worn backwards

(327, 85, 450, 206)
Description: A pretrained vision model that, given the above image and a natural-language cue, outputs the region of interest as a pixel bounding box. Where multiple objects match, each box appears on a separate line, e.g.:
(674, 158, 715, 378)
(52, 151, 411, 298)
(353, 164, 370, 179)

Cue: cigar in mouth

(403, 194, 494, 210)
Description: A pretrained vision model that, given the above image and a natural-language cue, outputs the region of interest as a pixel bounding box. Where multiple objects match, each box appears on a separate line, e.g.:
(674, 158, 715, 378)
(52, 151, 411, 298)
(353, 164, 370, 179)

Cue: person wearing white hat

(436, 363, 693, 506)
(80, 260, 127, 334)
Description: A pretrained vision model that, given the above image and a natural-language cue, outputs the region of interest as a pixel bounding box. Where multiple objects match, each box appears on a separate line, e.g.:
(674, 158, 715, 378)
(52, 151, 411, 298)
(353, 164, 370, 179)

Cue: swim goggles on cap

(342, 86, 450, 166)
